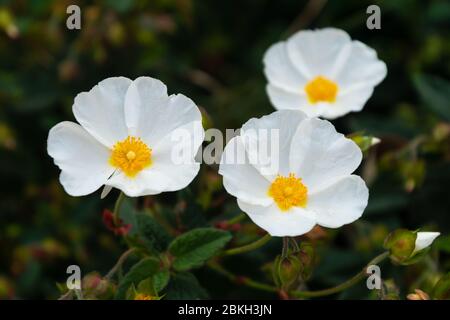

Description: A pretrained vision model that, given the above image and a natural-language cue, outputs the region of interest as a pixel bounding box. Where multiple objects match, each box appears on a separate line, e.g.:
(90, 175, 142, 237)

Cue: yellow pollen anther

(268, 173, 308, 211)
(305, 76, 338, 104)
(109, 136, 152, 178)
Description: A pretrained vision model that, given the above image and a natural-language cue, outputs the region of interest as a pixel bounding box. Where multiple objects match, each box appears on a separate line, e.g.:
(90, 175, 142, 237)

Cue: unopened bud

(297, 242, 315, 280)
(384, 229, 440, 265)
(274, 255, 301, 290)
(384, 229, 417, 264)
(82, 272, 115, 299)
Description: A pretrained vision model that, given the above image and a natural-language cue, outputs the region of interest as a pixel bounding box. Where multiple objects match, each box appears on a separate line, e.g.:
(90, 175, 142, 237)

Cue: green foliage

(115, 257, 160, 299)
(165, 272, 209, 300)
(136, 213, 172, 253)
(413, 74, 450, 121)
(168, 228, 232, 271)
(0, 0, 448, 300)
(432, 273, 450, 300)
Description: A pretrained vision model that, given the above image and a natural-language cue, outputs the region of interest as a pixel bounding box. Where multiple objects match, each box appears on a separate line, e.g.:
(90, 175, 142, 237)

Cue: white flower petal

(241, 109, 308, 178)
(124, 77, 201, 148)
(307, 175, 369, 228)
(414, 232, 440, 253)
(150, 121, 204, 192)
(335, 41, 387, 90)
(320, 86, 374, 119)
(286, 28, 351, 79)
(123, 76, 168, 137)
(73, 77, 131, 148)
(106, 169, 169, 197)
(219, 136, 273, 206)
(238, 200, 316, 237)
(47, 121, 114, 196)
(289, 117, 362, 191)
(266, 84, 325, 117)
(263, 42, 308, 93)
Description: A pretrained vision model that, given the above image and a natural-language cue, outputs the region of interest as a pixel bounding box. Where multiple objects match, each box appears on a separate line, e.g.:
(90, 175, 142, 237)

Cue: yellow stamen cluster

(134, 293, 156, 300)
(109, 136, 152, 177)
(305, 76, 338, 104)
(268, 173, 308, 211)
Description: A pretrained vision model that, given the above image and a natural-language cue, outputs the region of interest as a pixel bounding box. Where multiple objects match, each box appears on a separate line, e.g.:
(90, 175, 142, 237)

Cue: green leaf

(432, 272, 450, 299)
(115, 257, 160, 299)
(136, 213, 172, 253)
(169, 228, 232, 271)
(413, 74, 450, 121)
(152, 270, 170, 293)
(165, 272, 209, 300)
(435, 234, 450, 253)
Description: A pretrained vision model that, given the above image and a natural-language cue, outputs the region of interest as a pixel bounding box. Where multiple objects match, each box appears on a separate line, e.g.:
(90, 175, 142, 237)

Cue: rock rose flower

(48, 77, 204, 197)
(219, 110, 368, 236)
(263, 28, 387, 119)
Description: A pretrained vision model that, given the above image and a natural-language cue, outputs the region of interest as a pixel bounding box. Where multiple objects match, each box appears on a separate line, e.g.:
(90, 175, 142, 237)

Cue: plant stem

(58, 290, 74, 300)
(290, 251, 390, 298)
(226, 213, 247, 225)
(282, 237, 289, 257)
(210, 251, 390, 298)
(207, 261, 277, 293)
(223, 234, 272, 256)
(113, 191, 125, 226)
(105, 248, 136, 280)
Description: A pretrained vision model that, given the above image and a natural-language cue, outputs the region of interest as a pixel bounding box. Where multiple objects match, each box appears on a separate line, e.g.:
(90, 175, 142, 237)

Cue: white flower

(263, 28, 387, 119)
(414, 232, 440, 254)
(48, 77, 204, 197)
(219, 110, 368, 237)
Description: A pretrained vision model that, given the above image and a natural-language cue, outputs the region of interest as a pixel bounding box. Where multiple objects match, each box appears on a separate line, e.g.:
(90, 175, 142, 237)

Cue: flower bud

(82, 272, 115, 299)
(273, 254, 302, 290)
(384, 229, 416, 264)
(297, 242, 315, 281)
(384, 229, 440, 265)
(432, 272, 450, 300)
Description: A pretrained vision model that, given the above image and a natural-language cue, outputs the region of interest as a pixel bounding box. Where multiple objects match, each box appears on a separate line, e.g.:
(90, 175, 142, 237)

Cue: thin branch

(223, 234, 272, 256)
(105, 248, 137, 280)
(284, 0, 328, 37)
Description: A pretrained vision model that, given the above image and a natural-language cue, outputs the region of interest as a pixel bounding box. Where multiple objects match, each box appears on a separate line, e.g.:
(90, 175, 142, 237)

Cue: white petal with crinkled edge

(266, 84, 313, 113)
(219, 136, 273, 206)
(263, 42, 308, 93)
(289, 117, 362, 192)
(150, 121, 204, 192)
(73, 77, 131, 148)
(238, 200, 316, 237)
(320, 86, 375, 119)
(286, 28, 352, 79)
(106, 169, 169, 197)
(124, 77, 201, 148)
(414, 232, 440, 253)
(307, 175, 369, 228)
(47, 121, 114, 196)
(241, 110, 307, 179)
(123, 76, 168, 138)
(334, 41, 387, 90)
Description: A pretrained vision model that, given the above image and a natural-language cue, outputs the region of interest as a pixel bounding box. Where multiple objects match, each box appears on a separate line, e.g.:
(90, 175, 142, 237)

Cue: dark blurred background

(0, 0, 449, 299)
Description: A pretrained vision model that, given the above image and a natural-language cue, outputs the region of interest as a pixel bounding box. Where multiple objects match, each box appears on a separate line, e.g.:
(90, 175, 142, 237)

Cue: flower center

(268, 173, 308, 211)
(304, 76, 338, 104)
(109, 136, 152, 177)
